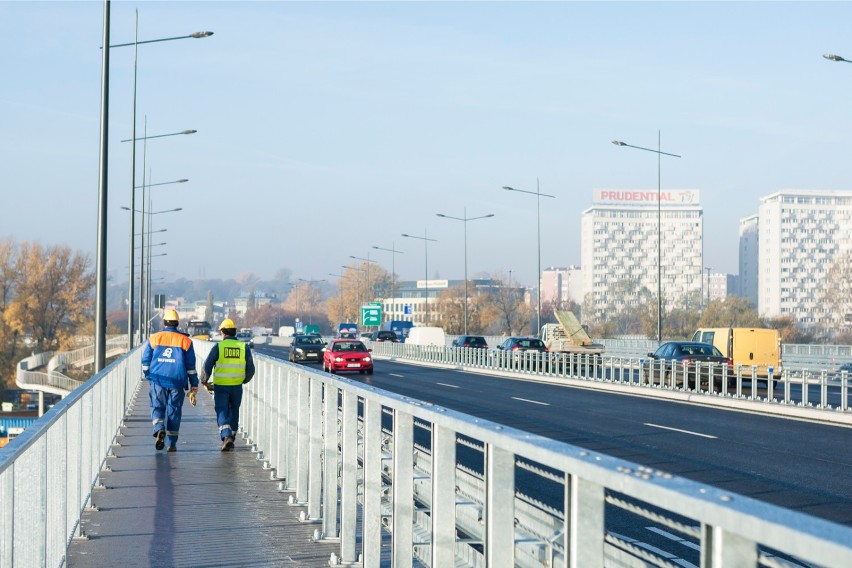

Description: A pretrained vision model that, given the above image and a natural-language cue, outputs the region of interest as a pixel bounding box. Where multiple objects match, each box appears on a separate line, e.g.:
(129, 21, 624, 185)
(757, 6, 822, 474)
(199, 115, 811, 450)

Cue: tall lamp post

(502, 181, 555, 333)
(401, 230, 438, 324)
(96, 8, 212, 368)
(436, 209, 494, 335)
(123, 175, 188, 341)
(350, 255, 377, 303)
(342, 265, 367, 323)
(612, 134, 682, 344)
(373, 243, 404, 321)
(120, 127, 194, 345)
(704, 266, 712, 307)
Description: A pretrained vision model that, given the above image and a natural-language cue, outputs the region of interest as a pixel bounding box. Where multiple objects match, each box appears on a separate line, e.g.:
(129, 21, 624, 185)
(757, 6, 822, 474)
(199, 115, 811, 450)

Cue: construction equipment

(540, 311, 605, 356)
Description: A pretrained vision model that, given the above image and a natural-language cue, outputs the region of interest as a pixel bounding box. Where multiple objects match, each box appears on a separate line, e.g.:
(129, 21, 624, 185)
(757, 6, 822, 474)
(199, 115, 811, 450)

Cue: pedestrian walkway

(66, 385, 339, 567)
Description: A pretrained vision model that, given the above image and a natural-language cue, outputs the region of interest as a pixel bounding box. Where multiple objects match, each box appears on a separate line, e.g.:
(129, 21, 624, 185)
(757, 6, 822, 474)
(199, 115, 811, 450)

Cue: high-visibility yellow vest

(214, 338, 247, 385)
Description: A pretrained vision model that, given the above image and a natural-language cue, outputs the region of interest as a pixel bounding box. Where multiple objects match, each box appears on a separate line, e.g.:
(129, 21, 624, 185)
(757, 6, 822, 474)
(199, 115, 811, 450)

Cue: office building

(738, 214, 759, 307)
(541, 266, 584, 308)
(581, 189, 703, 314)
(755, 190, 852, 325)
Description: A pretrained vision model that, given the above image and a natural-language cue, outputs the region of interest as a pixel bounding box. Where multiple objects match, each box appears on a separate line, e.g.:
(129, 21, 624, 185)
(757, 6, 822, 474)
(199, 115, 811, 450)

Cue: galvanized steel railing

(190, 343, 852, 567)
(371, 342, 852, 420)
(0, 347, 142, 568)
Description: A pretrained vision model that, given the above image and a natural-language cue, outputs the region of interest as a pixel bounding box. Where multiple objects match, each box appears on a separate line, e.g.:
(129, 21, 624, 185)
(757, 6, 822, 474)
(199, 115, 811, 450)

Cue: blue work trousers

(214, 384, 243, 441)
(149, 381, 186, 448)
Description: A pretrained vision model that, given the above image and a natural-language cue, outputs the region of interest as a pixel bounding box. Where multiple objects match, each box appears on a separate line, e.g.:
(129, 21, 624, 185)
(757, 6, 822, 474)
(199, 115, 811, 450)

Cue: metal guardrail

(208, 343, 852, 567)
(4, 344, 851, 566)
(371, 343, 851, 421)
(0, 347, 142, 568)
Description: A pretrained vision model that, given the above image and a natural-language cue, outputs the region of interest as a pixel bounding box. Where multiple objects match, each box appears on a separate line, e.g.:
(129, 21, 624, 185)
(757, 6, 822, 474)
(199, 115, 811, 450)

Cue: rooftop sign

(593, 189, 700, 205)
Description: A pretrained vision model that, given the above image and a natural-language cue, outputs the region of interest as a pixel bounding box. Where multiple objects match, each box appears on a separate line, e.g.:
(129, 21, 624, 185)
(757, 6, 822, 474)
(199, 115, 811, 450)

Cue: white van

(406, 326, 446, 346)
(278, 326, 296, 338)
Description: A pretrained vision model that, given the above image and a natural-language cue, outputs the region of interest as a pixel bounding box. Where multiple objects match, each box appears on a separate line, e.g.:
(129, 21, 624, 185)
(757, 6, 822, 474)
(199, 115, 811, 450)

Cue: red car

(323, 339, 374, 375)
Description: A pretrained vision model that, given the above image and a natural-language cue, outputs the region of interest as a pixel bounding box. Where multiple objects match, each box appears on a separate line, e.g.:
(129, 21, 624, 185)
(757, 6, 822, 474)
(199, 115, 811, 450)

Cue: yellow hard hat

(219, 318, 236, 331)
(163, 308, 179, 321)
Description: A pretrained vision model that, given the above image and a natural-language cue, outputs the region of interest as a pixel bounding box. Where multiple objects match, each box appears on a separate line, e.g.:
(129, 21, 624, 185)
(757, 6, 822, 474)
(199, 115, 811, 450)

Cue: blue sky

(3, 1, 851, 288)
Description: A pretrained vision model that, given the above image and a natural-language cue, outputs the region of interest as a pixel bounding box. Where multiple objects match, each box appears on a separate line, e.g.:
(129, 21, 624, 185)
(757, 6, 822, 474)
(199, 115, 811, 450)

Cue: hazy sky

(3, 1, 851, 289)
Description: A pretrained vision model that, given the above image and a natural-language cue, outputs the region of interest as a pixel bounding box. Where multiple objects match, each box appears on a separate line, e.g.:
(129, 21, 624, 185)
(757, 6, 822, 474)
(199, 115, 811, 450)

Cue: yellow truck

(691, 327, 781, 379)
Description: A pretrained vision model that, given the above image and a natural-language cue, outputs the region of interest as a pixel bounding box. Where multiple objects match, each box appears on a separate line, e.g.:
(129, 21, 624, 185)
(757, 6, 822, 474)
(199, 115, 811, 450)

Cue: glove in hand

(188, 391, 197, 406)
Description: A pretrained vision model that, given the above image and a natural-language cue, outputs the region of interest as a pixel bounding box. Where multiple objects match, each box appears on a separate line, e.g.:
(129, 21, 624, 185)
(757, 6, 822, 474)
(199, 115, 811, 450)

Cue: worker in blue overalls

(200, 318, 255, 451)
(141, 308, 198, 452)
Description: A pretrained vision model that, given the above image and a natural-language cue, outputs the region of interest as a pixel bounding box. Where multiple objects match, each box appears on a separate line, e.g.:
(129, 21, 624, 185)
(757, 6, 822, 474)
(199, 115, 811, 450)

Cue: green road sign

(361, 304, 382, 326)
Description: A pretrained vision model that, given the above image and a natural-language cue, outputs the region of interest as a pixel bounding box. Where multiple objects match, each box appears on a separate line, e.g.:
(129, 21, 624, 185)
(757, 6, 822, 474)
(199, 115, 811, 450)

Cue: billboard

(593, 189, 700, 205)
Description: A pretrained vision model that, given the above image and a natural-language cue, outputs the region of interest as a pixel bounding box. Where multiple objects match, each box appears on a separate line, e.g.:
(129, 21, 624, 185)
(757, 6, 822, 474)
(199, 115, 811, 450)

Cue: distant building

(702, 272, 736, 304)
(755, 190, 852, 326)
(379, 278, 512, 325)
(581, 189, 704, 313)
(738, 214, 759, 307)
(541, 266, 583, 308)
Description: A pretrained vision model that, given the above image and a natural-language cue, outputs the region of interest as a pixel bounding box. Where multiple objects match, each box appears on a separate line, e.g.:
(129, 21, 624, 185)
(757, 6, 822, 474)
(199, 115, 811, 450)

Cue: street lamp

(502, 181, 556, 334)
(823, 53, 851, 63)
(401, 230, 438, 324)
(436, 209, 494, 335)
(95, 9, 212, 367)
(373, 243, 404, 321)
(350, 255, 377, 301)
(120, 119, 193, 346)
(612, 134, 682, 344)
(704, 266, 712, 307)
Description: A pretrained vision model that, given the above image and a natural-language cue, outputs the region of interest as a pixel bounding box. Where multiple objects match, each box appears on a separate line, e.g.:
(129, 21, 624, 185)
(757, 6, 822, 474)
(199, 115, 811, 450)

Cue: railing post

(306, 377, 323, 521)
(485, 444, 514, 567)
(566, 475, 604, 568)
(432, 424, 456, 567)
(340, 390, 359, 563)
(362, 397, 383, 567)
(701, 524, 757, 566)
(294, 373, 310, 505)
(392, 410, 414, 567)
(321, 383, 340, 541)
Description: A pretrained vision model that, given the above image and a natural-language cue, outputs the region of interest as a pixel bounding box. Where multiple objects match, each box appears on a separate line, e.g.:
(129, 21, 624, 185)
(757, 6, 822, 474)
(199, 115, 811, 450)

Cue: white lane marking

(609, 531, 697, 568)
(511, 396, 550, 406)
(644, 423, 717, 439)
(645, 527, 701, 551)
(389, 373, 405, 378)
(437, 382, 459, 388)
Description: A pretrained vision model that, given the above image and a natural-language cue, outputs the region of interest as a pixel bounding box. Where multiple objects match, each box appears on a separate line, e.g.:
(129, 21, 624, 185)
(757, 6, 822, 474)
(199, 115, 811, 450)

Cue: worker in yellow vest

(200, 318, 255, 451)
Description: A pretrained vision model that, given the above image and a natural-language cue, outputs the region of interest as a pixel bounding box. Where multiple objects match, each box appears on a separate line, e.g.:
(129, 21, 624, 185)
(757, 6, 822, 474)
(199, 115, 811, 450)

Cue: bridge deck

(66, 385, 338, 567)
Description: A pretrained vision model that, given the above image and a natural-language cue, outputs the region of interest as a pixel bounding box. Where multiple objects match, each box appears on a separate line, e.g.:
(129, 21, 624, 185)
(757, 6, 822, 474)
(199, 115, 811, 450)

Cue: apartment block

(581, 189, 703, 312)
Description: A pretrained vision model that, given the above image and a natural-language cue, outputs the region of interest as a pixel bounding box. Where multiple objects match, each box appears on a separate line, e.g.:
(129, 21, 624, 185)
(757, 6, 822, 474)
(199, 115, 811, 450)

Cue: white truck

(540, 311, 605, 356)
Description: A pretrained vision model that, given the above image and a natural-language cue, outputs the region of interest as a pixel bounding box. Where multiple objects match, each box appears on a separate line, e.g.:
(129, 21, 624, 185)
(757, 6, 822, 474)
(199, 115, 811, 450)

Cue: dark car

(493, 337, 548, 370)
(832, 362, 852, 378)
(451, 335, 488, 349)
(371, 330, 400, 342)
(645, 341, 731, 388)
(289, 334, 325, 363)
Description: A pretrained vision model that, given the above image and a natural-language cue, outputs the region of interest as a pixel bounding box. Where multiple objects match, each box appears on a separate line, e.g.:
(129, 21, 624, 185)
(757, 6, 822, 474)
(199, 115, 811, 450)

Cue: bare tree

(479, 274, 532, 336)
(821, 251, 852, 336)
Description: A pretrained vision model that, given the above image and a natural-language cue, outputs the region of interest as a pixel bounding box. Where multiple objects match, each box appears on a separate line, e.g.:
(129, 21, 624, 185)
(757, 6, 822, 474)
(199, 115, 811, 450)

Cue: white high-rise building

(738, 214, 759, 307)
(756, 190, 852, 325)
(581, 189, 703, 313)
(541, 266, 583, 308)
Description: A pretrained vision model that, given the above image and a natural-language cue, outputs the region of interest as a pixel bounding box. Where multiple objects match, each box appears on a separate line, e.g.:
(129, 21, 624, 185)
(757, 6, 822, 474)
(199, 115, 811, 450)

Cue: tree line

(0, 238, 93, 395)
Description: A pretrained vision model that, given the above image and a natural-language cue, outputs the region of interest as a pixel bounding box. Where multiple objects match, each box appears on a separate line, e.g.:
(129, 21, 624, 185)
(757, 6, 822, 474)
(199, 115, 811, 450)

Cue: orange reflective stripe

(149, 331, 192, 350)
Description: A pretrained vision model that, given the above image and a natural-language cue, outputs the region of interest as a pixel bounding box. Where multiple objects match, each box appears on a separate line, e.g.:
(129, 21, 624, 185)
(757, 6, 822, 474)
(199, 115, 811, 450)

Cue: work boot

(155, 430, 165, 451)
(221, 436, 234, 452)
(167, 446, 177, 453)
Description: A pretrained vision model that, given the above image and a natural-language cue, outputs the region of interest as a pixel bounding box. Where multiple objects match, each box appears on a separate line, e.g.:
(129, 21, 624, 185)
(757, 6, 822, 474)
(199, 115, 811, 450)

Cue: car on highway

(323, 339, 373, 375)
(832, 361, 852, 378)
(371, 330, 400, 342)
(235, 330, 254, 348)
(645, 341, 731, 387)
(289, 334, 325, 363)
(451, 335, 488, 349)
(492, 337, 549, 370)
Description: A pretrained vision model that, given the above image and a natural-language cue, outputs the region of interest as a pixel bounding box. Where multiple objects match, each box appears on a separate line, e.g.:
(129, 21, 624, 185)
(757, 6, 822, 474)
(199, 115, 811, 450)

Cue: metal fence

(217, 344, 852, 567)
(371, 342, 851, 421)
(0, 347, 141, 568)
(4, 344, 852, 567)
